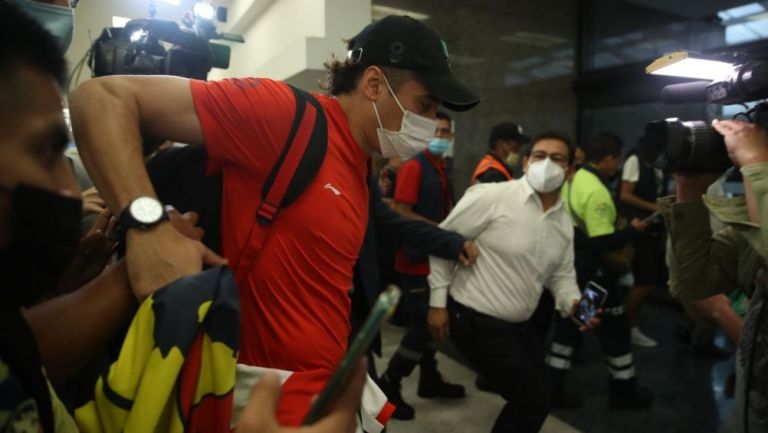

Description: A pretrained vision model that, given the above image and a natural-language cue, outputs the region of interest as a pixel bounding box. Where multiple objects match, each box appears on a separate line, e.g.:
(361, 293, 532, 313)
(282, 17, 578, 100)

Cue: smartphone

(641, 211, 661, 224)
(302, 285, 402, 425)
(572, 281, 608, 327)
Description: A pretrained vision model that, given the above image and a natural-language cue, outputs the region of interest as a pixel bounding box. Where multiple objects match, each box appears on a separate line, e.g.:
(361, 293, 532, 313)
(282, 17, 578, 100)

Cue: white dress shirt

(429, 178, 580, 323)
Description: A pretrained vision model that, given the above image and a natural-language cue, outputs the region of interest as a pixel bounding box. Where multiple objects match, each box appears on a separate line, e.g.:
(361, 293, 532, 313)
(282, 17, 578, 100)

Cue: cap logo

(389, 41, 404, 64)
(440, 40, 452, 71)
(440, 40, 449, 58)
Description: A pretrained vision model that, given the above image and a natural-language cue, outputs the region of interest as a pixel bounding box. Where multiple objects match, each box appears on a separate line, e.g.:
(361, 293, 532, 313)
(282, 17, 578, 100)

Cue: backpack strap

(233, 86, 328, 279)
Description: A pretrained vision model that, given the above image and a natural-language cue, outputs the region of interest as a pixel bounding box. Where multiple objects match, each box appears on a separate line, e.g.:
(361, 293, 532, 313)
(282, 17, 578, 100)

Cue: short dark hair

(0, 1, 66, 87)
(436, 111, 451, 123)
(321, 39, 414, 96)
(526, 132, 576, 164)
(587, 132, 624, 163)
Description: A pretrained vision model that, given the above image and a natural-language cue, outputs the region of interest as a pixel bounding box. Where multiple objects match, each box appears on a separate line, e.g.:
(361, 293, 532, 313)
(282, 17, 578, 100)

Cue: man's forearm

(24, 261, 135, 384)
(70, 78, 157, 213)
(375, 198, 463, 258)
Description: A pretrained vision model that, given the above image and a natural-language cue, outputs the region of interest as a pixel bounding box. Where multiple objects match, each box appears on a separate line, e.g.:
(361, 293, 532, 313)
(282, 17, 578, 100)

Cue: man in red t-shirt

(70, 15, 479, 429)
(379, 111, 464, 421)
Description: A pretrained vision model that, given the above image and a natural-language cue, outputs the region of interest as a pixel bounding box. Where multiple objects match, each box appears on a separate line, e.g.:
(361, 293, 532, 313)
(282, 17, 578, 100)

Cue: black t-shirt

(146, 145, 222, 252)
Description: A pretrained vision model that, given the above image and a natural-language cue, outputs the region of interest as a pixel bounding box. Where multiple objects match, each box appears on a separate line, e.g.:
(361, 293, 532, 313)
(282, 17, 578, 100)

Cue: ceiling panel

(622, 0, 756, 19)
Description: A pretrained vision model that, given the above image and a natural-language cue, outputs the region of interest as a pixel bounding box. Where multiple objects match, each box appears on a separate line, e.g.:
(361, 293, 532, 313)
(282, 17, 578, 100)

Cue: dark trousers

(385, 275, 438, 380)
(449, 298, 550, 433)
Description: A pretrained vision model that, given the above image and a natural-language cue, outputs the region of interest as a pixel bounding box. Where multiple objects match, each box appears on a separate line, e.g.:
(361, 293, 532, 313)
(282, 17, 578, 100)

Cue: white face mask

(372, 75, 437, 159)
(526, 158, 565, 193)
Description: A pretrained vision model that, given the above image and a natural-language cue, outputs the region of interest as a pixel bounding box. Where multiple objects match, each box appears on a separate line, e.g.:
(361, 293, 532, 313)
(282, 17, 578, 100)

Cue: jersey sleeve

(583, 189, 617, 237)
(189, 78, 295, 174)
(394, 159, 423, 205)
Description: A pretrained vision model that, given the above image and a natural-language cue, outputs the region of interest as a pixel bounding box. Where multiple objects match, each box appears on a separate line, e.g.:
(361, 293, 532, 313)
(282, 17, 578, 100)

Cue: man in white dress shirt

(427, 132, 597, 433)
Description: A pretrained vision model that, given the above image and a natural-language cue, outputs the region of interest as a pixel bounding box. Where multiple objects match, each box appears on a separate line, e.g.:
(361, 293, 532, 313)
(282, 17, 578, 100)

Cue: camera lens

(644, 119, 729, 172)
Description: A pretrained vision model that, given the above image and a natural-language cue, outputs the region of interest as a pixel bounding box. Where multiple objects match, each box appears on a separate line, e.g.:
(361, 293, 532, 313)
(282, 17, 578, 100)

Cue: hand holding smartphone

(572, 281, 608, 328)
(302, 286, 402, 425)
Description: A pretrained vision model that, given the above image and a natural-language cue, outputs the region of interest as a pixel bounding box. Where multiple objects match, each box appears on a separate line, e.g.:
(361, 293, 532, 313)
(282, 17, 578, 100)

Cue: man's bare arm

(69, 76, 225, 299)
(69, 75, 203, 213)
(24, 261, 134, 383)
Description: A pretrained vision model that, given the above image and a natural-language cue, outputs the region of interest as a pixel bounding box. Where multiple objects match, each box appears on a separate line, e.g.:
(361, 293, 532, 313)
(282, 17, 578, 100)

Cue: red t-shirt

(190, 78, 369, 423)
(393, 151, 450, 275)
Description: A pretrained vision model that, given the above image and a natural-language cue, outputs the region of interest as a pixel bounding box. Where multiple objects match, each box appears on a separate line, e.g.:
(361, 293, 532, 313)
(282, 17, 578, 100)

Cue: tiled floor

(376, 304, 735, 433)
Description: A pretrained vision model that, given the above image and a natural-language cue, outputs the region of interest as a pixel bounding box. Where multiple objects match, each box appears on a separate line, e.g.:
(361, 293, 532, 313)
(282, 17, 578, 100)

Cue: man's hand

(234, 359, 367, 433)
(427, 307, 450, 342)
(82, 187, 107, 216)
(126, 221, 227, 302)
(712, 119, 768, 168)
(56, 209, 117, 294)
(570, 299, 601, 332)
(166, 206, 205, 241)
(630, 217, 650, 232)
(458, 240, 479, 266)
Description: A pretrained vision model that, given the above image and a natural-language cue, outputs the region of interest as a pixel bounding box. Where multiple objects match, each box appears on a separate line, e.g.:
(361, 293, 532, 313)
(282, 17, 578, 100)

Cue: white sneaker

(631, 327, 658, 348)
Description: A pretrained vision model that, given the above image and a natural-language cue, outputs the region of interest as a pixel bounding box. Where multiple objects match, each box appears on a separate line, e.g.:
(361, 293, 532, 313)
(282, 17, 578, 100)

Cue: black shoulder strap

(257, 86, 328, 224)
(234, 85, 327, 277)
(148, 84, 328, 256)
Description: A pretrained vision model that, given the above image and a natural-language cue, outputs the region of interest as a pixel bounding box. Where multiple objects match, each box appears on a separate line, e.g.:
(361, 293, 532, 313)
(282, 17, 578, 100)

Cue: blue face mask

(14, 0, 75, 53)
(427, 137, 450, 155)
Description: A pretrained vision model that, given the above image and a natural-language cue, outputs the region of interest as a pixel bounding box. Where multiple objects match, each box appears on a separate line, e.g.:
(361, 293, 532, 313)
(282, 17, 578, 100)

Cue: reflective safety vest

(471, 154, 513, 183)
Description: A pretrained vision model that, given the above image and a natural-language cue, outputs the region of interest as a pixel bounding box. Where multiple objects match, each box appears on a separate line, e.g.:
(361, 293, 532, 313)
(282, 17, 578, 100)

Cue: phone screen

(573, 281, 608, 326)
(302, 286, 401, 425)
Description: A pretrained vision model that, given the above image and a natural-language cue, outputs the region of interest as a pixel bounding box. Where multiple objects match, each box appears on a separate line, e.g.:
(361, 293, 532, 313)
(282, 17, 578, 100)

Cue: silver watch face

(130, 197, 164, 225)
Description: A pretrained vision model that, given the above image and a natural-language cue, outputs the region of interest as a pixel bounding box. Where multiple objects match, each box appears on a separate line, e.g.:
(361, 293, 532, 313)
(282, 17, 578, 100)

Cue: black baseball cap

(489, 122, 530, 148)
(347, 15, 480, 112)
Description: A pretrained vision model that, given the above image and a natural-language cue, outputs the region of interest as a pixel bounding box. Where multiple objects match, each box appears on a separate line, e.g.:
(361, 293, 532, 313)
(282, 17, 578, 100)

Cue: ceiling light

(194, 2, 216, 20)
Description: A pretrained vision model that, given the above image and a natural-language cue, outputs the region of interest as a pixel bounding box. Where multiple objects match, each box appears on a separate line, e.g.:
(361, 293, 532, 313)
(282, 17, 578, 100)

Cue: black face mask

(0, 184, 82, 311)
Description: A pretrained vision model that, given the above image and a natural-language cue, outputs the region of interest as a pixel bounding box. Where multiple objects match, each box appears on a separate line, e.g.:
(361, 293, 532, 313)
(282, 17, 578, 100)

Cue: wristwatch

(111, 196, 168, 241)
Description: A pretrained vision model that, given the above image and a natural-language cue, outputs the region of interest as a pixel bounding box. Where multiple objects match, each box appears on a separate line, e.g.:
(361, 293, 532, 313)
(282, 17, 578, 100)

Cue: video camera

(89, 3, 243, 81)
(643, 51, 768, 172)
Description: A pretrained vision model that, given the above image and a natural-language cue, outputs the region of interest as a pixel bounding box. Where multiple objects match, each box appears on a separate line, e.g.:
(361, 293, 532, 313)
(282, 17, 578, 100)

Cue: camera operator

(663, 118, 768, 433)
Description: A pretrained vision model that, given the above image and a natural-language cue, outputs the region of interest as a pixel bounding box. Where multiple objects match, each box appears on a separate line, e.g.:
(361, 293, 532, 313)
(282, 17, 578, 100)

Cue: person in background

(663, 119, 768, 433)
(435, 111, 457, 203)
(428, 132, 599, 433)
(545, 132, 653, 410)
(471, 121, 530, 183)
(379, 110, 466, 420)
(619, 137, 667, 348)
